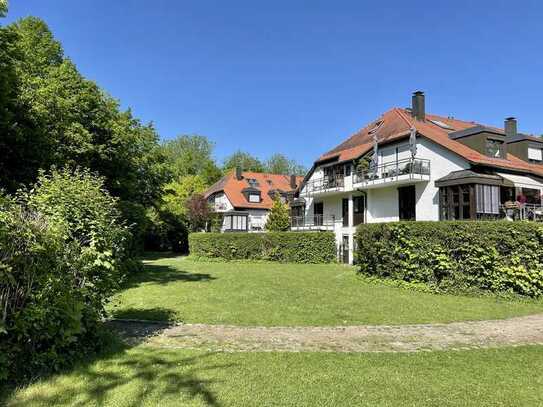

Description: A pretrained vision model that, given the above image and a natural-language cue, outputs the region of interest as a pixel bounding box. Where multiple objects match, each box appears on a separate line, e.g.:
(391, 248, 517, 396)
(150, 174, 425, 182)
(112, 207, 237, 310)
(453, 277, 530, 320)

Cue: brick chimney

(290, 174, 297, 189)
(411, 91, 425, 121)
(505, 117, 517, 139)
(235, 166, 243, 180)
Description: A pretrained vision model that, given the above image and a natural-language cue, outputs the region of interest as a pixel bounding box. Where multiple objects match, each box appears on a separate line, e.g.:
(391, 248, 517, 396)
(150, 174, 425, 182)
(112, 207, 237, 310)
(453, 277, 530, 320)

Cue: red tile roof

(317, 108, 543, 177)
(204, 171, 304, 210)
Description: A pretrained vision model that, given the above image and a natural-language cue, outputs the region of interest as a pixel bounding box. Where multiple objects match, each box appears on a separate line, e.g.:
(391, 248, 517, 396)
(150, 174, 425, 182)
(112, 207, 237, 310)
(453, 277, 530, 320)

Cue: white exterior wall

(414, 138, 469, 220)
(209, 192, 234, 212)
(296, 137, 470, 263)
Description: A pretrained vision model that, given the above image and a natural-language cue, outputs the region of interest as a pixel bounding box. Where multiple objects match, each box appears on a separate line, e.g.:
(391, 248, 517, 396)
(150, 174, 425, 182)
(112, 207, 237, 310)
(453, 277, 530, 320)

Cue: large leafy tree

(265, 153, 306, 175)
(0, 17, 169, 205)
(161, 135, 221, 185)
(223, 150, 265, 173)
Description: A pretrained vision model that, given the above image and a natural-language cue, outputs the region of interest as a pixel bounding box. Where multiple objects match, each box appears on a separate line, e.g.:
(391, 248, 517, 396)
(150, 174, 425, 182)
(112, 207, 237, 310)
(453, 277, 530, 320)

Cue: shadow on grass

(125, 264, 216, 289)
(139, 251, 184, 261)
(110, 307, 179, 323)
(4, 320, 232, 406)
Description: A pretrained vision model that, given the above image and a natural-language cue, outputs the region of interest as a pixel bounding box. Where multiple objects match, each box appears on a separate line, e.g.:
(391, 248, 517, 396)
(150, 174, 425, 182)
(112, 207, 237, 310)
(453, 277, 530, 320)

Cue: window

(528, 147, 543, 161)
(248, 194, 260, 203)
(224, 214, 248, 231)
(486, 139, 503, 158)
(439, 185, 476, 220)
(345, 164, 351, 176)
(476, 184, 499, 214)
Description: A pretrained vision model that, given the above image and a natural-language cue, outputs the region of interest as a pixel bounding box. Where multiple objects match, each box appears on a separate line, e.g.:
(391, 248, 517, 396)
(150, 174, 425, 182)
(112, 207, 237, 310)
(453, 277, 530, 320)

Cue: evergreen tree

(265, 194, 291, 231)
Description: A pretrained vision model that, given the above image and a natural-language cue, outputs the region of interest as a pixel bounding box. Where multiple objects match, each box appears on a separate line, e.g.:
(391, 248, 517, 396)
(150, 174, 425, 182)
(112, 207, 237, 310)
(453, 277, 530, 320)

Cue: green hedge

(356, 221, 543, 297)
(189, 232, 337, 263)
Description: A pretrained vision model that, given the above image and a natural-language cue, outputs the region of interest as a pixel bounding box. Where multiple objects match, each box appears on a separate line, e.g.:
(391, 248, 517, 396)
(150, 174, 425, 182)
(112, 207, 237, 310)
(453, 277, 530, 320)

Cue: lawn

(108, 255, 543, 326)
(6, 342, 543, 406)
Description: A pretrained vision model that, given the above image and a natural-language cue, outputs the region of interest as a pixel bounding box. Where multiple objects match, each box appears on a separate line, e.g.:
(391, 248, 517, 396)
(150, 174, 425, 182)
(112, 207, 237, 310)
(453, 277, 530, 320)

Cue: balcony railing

(290, 215, 336, 230)
(353, 157, 430, 185)
(301, 175, 344, 196)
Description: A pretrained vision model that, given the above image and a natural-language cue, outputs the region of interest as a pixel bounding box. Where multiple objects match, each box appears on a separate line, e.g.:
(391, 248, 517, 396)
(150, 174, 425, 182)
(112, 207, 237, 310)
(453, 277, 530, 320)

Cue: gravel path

(109, 314, 543, 353)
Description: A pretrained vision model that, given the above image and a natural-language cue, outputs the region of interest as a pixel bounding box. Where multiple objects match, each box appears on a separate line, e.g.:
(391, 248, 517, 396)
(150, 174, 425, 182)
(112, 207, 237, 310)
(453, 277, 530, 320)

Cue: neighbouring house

(204, 167, 303, 232)
(293, 91, 543, 264)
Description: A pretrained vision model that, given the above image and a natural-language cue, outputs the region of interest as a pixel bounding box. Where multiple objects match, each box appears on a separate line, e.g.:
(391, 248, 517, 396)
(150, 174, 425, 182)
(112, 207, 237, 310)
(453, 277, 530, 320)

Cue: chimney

(235, 166, 243, 180)
(290, 174, 297, 189)
(411, 91, 425, 121)
(505, 117, 517, 139)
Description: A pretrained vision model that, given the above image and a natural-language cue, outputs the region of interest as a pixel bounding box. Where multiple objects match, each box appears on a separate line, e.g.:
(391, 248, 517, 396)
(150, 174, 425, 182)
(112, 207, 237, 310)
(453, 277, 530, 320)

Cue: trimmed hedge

(356, 221, 543, 297)
(189, 232, 336, 263)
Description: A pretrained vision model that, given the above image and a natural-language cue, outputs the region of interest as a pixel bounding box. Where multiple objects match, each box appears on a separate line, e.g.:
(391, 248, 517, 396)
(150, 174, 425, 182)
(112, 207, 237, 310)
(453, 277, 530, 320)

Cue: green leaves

(189, 232, 336, 263)
(356, 221, 543, 298)
(265, 195, 290, 232)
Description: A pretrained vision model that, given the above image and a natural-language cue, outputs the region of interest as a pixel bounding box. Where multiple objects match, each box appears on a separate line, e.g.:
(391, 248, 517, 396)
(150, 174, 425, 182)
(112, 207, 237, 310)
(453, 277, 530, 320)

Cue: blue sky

(5, 1, 543, 167)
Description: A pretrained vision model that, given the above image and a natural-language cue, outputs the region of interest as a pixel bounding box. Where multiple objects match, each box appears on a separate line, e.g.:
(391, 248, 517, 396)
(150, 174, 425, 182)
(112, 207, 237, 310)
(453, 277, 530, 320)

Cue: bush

(189, 232, 336, 263)
(356, 221, 543, 297)
(0, 168, 131, 383)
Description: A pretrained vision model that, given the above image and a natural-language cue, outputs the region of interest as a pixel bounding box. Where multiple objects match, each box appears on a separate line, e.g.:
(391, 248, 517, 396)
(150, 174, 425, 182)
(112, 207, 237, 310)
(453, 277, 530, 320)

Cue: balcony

(353, 158, 431, 188)
(300, 175, 345, 197)
(290, 215, 337, 231)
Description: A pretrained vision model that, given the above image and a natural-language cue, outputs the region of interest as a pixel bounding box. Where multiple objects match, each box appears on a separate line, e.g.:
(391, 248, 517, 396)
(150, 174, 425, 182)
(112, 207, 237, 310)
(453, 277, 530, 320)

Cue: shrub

(356, 221, 543, 297)
(189, 232, 336, 263)
(0, 168, 131, 383)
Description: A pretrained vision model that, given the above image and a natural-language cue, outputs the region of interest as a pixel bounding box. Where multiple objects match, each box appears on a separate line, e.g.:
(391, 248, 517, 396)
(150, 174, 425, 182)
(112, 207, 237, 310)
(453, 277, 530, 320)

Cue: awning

(497, 173, 543, 190)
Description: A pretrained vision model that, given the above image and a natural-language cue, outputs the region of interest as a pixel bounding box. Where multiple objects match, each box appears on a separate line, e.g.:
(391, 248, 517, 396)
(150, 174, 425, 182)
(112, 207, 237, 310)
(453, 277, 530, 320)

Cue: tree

(160, 175, 207, 219)
(185, 193, 213, 232)
(0, 0, 8, 18)
(223, 150, 264, 173)
(265, 194, 291, 231)
(265, 153, 306, 175)
(0, 17, 170, 252)
(162, 135, 221, 185)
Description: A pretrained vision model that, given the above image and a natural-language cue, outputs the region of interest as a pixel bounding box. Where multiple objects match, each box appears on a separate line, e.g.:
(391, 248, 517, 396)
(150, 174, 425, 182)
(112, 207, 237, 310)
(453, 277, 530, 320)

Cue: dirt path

(109, 314, 543, 353)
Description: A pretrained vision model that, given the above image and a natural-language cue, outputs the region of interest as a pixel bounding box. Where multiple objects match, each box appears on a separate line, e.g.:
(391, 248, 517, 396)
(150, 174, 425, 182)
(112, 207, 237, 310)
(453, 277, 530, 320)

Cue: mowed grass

(108, 255, 543, 326)
(6, 343, 543, 406)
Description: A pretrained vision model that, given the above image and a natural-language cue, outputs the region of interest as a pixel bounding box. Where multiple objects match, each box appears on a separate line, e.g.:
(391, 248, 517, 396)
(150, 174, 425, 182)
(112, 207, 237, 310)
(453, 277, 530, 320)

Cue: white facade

(295, 137, 470, 263)
(208, 192, 270, 232)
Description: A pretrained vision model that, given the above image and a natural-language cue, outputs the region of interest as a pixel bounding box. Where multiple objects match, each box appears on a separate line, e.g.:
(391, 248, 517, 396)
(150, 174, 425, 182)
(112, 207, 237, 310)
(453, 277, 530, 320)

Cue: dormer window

(486, 139, 504, 158)
(528, 146, 543, 162)
(242, 186, 261, 203)
(248, 193, 261, 203)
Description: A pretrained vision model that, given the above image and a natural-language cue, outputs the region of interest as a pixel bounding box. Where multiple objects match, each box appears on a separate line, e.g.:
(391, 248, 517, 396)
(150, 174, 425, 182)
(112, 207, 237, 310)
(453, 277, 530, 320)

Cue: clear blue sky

(5, 1, 543, 167)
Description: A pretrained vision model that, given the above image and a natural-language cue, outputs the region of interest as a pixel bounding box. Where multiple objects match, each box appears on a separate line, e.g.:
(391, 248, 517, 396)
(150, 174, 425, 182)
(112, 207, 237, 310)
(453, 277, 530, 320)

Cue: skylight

(429, 119, 454, 130)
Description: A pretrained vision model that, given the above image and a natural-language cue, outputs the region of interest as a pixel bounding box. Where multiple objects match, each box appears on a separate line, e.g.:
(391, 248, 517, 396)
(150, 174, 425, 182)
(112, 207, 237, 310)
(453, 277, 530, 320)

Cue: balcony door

(314, 202, 323, 226)
(353, 195, 365, 225)
(398, 185, 416, 221)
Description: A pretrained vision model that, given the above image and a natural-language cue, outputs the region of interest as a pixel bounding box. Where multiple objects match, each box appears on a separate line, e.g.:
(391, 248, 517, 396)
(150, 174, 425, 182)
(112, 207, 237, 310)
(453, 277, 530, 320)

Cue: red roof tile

(204, 171, 304, 210)
(318, 108, 543, 177)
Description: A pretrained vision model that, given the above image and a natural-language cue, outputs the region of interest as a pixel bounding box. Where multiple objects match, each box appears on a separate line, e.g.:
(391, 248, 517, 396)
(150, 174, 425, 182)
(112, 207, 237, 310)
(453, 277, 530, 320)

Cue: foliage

(356, 221, 543, 297)
(161, 135, 221, 185)
(264, 153, 306, 175)
(265, 195, 291, 231)
(160, 175, 207, 219)
(223, 150, 265, 173)
(0, 17, 169, 251)
(0, 1, 7, 17)
(189, 232, 336, 263)
(0, 169, 131, 383)
(185, 193, 213, 232)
